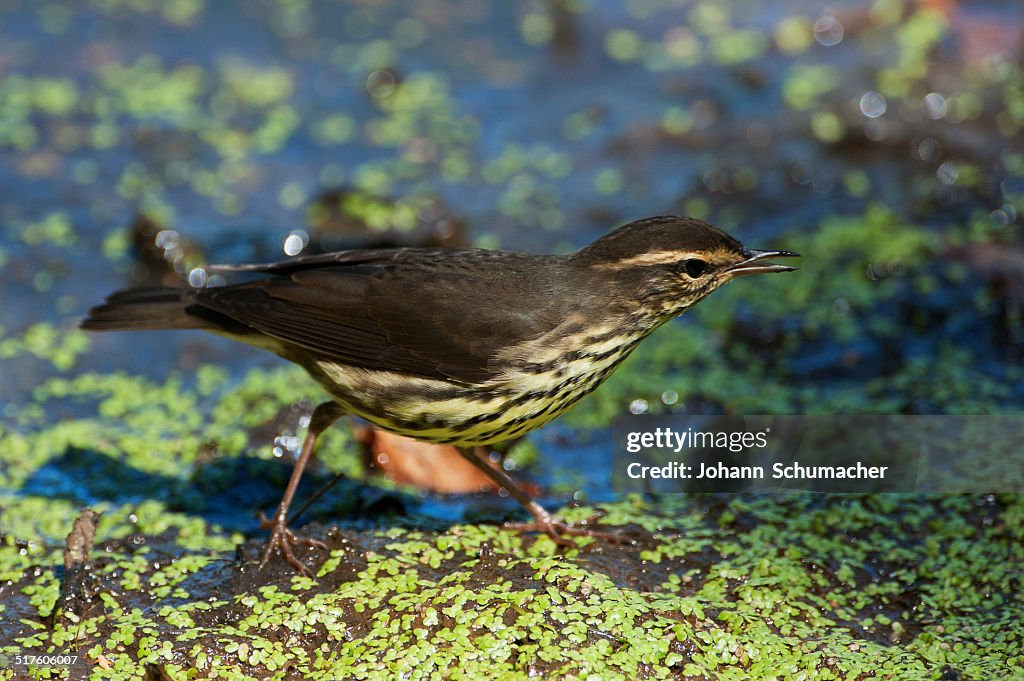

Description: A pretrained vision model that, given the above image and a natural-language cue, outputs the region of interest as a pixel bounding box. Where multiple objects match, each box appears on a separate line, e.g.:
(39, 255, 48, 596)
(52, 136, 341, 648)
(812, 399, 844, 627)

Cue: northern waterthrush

(82, 215, 799, 573)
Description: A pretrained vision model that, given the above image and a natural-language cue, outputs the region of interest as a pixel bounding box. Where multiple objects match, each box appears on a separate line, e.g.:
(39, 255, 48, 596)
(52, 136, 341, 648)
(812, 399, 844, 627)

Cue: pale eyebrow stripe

(591, 250, 704, 269)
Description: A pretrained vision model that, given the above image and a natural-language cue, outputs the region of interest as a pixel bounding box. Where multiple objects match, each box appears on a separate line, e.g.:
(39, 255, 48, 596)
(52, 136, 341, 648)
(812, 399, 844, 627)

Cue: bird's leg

(455, 447, 624, 545)
(259, 401, 345, 574)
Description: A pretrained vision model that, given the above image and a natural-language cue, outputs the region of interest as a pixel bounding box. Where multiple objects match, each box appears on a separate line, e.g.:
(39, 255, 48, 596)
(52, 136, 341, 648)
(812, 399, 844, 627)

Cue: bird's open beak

(727, 249, 801, 277)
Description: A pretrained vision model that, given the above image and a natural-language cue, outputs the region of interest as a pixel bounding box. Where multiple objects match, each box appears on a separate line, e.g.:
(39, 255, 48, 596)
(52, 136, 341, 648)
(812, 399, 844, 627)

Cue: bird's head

(571, 215, 800, 318)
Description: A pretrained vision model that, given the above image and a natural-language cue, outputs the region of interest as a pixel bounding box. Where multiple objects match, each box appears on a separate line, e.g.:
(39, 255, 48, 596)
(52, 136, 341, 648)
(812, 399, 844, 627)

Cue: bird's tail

(80, 287, 205, 332)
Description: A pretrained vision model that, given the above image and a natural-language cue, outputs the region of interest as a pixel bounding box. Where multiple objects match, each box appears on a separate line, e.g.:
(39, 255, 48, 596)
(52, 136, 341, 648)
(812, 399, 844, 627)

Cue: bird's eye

(682, 259, 708, 278)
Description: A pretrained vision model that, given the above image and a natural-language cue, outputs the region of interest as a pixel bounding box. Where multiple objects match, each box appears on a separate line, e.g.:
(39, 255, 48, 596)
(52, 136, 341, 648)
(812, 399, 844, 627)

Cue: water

(1, 0, 1022, 527)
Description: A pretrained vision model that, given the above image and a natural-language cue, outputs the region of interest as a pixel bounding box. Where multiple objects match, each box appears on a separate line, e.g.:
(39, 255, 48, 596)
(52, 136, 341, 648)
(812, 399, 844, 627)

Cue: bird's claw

(504, 517, 632, 546)
(258, 512, 326, 575)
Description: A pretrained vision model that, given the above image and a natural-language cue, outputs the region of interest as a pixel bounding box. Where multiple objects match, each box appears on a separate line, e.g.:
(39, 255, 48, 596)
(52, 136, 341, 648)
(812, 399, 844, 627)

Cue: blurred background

(0, 0, 1022, 531)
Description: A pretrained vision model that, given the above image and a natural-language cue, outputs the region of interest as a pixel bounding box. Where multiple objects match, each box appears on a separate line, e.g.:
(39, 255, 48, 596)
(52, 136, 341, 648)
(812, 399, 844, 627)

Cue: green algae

(1, 338, 1020, 680)
(0, 494, 1020, 679)
(1, 0, 1023, 678)
(3, 348, 1014, 679)
(0, 324, 91, 372)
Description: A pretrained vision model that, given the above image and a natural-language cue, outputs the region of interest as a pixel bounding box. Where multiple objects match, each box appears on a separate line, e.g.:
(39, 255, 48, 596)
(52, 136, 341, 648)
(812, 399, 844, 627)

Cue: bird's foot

(258, 512, 327, 575)
(505, 503, 632, 546)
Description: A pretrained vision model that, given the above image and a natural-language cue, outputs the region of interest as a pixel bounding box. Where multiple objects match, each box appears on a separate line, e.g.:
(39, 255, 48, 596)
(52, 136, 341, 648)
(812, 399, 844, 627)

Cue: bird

(81, 215, 799, 573)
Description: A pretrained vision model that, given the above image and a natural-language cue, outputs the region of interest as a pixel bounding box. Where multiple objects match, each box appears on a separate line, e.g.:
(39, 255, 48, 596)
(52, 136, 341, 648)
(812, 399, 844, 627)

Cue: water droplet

(366, 70, 396, 98)
(283, 230, 308, 256)
(154, 229, 179, 250)
(923, 92, 947, 120)
(936, 161, 959, 185)
(859, 91, 886, 118)
(990, 209, 1010, 227)
(188, 267, 208, 288)
(813, 16, 844, 46)
(913, 137, 940, 162)
(433, 219, 457, 240)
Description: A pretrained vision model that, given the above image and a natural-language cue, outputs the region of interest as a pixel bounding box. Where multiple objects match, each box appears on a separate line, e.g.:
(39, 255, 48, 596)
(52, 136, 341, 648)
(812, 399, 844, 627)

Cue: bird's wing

(192, 250, 565, 383)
